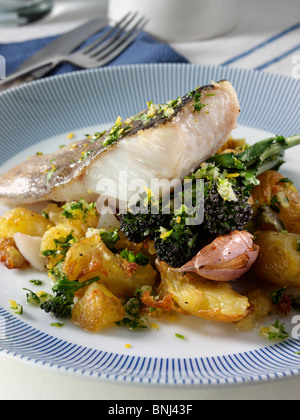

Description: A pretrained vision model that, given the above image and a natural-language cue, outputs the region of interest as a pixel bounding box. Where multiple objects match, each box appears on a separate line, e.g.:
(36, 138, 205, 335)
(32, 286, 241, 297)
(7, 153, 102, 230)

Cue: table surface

(0, 0, 300, 401)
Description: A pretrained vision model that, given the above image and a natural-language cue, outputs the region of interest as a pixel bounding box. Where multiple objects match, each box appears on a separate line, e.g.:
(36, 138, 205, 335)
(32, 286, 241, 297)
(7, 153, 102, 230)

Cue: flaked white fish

(0, 80, 240, 206)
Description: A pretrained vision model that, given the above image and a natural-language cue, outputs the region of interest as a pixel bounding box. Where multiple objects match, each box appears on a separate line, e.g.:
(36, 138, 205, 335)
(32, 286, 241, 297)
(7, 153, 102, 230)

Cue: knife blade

(0, 18, 109, 92)
(2, 18, 108, 90)
(16, 18, 108, 73)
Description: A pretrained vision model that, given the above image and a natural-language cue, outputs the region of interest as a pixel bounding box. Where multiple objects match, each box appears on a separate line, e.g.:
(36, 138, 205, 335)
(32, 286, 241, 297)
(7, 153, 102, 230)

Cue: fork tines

(82, 12, 148, 62)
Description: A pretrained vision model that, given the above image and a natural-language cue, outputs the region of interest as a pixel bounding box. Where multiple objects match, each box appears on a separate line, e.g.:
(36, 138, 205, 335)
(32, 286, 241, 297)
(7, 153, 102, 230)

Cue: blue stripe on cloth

(254, 43, 300, 71)
(221, 21, 300, 66)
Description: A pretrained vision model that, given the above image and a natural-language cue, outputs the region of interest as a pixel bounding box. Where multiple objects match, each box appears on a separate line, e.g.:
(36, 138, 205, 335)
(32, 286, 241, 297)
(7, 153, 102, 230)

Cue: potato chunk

(252, 231, 300, 287)
(0, 207, 51, 238)
(42, 201, 99, 238)
(152, 261, 250, 323)
(236, 287, 273, 331)
(251, 170, 300, 234)
(72, 283, 125, 332)
(63, 235, 156, 297)
(40, 224, 80, 269)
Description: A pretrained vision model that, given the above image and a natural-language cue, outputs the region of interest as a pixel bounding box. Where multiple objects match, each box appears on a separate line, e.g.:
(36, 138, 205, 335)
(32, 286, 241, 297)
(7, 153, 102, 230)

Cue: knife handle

(0, 61, 56, 92)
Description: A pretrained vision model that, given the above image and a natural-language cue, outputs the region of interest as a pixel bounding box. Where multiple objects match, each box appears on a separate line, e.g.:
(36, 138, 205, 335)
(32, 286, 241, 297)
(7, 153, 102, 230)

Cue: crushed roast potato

(252, 231, 300, 288)
(251, 170, 300, 234)
(148, 261, 251, 323)
(72, 283, 125, 332)
(0, 207, 51, 238)
(63, 234, 157, 297)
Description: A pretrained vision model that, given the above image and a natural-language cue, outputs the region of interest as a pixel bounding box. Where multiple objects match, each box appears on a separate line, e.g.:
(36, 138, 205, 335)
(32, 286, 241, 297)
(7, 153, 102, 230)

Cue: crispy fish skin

(0, 80, 240, 205)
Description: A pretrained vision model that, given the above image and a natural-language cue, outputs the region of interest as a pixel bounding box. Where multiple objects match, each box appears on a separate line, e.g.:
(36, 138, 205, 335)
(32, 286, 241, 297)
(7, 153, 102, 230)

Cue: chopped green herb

(117, 286, 152, 331)
(87, 130, 107, 143)
(23, 288, 41, 305)
(41, 233, 76, 258)
(271, 287, 287, 305)
(79, 150, 92, 161)
(62, 199, 96, 222)
(50, 322, 64, 328)
(116, 316, 147, 330)
(270, 195, 281, 213)
(29, 280, 43, 286)
(175, 333, 185, 340)
(193, 92, 206, 113)
(279, 178, 293, 186)
(120, 249, 150, 266)
(41, 210, 49, 220)
(102, 117, 133, 148)
(9, 300, 23, 315)
(100, 229, 120, 251)
(260, 319, 289, 341)
(46, 165, 57, 183)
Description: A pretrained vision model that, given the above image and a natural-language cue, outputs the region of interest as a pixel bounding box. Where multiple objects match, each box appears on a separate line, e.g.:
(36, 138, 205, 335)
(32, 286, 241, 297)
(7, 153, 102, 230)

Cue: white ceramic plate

(0, 64, 300, 386)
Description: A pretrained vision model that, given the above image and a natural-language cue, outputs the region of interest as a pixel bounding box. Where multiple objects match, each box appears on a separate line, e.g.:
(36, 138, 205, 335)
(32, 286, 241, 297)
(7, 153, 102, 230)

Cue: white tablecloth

(0, 0, 300, 401)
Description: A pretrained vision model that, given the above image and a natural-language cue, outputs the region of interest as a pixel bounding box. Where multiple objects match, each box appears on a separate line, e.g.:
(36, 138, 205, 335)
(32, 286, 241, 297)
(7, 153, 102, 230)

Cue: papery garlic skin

(179, 231, 259, 281)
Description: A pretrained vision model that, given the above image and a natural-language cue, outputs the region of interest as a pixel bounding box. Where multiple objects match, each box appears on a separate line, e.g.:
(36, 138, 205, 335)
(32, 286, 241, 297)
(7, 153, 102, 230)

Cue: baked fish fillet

(0, 80, 240, 205)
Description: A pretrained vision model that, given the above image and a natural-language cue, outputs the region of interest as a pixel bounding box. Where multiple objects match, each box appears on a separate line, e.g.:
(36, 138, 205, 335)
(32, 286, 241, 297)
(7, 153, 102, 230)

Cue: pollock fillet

(0, 80, 240, 205)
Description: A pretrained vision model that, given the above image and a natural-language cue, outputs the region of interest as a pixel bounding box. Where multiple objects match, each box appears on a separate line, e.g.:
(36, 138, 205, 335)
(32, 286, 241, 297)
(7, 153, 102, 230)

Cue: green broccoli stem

(247, 134, 300, 174)
(53, 276, 100, 293)
(209, 134, 300, 177)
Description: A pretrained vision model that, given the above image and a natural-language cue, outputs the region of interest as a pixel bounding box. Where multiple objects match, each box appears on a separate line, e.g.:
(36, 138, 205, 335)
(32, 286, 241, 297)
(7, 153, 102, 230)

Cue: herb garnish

(120, 249, 150, 266)
(46, 165, 57, 183)
(260, 319, 289, 341)
(100, 229, 120, 251)
(117, 286, 152, 331)
(41, 233, 76, 258)
(9, 300, 23, 315)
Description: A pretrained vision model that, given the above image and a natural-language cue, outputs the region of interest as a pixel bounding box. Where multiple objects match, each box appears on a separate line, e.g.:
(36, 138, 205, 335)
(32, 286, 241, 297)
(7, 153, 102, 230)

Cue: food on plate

(0, 80, 240, 205)
(0, 207, 51, 238)
(178, 231, 259, 281)
(251, 170, 300, 234)
(62, 234, 157, 297)
(144, 260, 250, 323)
(71, 283, 125, 332)
(251, 231, 300, 288)
(0, 80, 300, 340)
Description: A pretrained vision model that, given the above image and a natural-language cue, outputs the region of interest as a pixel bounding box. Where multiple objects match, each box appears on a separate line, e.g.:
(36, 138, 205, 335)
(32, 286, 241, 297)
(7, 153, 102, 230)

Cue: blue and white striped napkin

(171, 16, 300, 79)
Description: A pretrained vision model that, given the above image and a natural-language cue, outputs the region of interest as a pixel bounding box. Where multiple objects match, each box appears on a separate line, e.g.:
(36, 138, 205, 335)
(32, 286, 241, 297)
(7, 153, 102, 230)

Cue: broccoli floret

(119, 194, 171, 243)
(40, 275, 99, 319)
(204, 182, 253, 236)
(154, 213, 209, 268)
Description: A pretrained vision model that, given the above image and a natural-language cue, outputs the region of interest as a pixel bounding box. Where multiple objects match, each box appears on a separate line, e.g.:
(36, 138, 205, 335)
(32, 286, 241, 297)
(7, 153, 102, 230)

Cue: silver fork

(0, 13, 148, 91)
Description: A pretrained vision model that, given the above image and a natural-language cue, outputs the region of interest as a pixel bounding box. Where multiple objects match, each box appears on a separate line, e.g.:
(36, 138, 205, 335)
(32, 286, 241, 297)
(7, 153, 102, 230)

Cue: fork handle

(0, 59, 59, 92)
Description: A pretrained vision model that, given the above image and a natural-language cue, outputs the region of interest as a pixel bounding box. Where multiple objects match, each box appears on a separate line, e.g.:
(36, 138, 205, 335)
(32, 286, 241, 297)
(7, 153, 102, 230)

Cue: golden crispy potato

(252, 231, 300, 287)
(72, 283, 125, 332)
(63, 235, 157, 297)
(0, 207, 51, 239)
(42, 200, 99, 237)
(152, 261, 250, 323)
(251, 170, 300, 234)
(40, 224, 80, 269)
(0, 237, 29, 269)
(235, 287, 273, 331)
